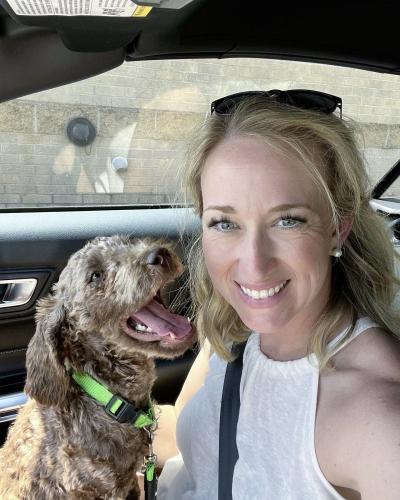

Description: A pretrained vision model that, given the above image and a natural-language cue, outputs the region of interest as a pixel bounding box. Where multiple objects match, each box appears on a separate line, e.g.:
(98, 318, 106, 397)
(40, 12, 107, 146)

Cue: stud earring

(332, 248, 342, 258)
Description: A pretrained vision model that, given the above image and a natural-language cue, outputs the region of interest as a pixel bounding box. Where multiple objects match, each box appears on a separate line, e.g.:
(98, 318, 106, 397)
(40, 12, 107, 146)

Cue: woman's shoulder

(333, 324, 400, 380)
(342, 327, 400, 496)
(329, 325, 400, 418)
(339, 325, 400, 428)
(319, 325, 400, 495)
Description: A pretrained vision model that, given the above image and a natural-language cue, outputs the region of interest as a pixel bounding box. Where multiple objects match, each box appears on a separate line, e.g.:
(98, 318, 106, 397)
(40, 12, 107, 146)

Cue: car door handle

(0, 279, 38, 308)
(0, 392, 27, 423)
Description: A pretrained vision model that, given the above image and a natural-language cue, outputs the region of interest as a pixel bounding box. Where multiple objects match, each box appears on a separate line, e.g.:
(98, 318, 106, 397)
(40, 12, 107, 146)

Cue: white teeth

(240, 280, 288, 299)
(134, 323, 156, 334)
(170, 333, 176, 339)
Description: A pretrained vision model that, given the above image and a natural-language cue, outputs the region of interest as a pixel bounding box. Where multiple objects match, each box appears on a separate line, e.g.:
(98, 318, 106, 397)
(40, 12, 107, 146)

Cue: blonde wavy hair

(178, 96, 400, 370)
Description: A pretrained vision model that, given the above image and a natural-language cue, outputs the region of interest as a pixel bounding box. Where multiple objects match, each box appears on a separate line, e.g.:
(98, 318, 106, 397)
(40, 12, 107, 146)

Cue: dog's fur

(0, 235, 195, 499)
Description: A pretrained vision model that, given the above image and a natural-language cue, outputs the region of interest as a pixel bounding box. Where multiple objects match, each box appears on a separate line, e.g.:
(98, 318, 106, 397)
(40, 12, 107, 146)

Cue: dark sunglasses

(211, 89, 342, 119)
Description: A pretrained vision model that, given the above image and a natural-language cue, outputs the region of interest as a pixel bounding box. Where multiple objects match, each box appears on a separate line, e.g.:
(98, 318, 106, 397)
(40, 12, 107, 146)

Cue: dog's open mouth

(124, 291, 193, 343)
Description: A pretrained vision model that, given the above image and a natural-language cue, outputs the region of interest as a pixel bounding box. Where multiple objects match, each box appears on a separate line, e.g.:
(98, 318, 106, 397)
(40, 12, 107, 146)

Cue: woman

(151, 91, 400, 499)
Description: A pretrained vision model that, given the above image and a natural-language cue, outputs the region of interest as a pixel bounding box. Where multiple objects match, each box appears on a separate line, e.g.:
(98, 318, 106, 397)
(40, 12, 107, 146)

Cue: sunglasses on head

(211, 89, 342, 119)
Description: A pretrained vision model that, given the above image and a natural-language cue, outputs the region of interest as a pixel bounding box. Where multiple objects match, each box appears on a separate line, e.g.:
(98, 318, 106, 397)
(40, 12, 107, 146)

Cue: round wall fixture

(66, 117, 96, 146)
(111, 156, 128, 172)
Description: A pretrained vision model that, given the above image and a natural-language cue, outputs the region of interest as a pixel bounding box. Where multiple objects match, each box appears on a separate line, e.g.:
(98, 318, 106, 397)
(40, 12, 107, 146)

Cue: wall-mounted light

(111, 156, 128, 172)
(66, 117, 96, 147)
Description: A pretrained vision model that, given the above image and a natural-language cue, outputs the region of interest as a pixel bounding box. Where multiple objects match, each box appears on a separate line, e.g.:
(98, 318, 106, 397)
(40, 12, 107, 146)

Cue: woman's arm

(352, 381, 400, 499)
(153, 339, 212, 468)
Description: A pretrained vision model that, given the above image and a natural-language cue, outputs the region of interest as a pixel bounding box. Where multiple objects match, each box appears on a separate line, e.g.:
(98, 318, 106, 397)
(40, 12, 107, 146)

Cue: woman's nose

(241, 231, 275, 275)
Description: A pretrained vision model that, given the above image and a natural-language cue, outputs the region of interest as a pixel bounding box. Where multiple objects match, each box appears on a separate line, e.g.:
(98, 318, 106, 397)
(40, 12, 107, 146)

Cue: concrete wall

(1, 58, 399, 208)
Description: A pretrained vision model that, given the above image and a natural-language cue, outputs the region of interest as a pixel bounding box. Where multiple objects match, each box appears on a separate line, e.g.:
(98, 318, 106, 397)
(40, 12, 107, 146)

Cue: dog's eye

(89, 271, 103, 283)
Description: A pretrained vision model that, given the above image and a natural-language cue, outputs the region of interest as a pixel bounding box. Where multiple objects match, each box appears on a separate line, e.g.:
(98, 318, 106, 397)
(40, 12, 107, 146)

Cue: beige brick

(33, 144, 67, 156)
(95, 85, 125, 97)
(382, 98, 400, 111)
(36, 184, 77, 195)
(387, 126, 400, 148)
(98, 107, 139, 138)
(110, 193, 141, 204)
(135, 193, 168, 204)
(82, 194, 111, 204)
(22, 155, 56, 166)
(53, 194, 83, 204)
(0, 132, 19, 143)
(134, 109, 202, 141)
(110, 96, 144, 109)
(0, 165, 35, 175)
(355, 124, 389, 148)
(1, 194, 21, 203)
(2, 143, 35, 154)
(124, 167, 159, 181)
(118, 183, 145, 194)
(363, 149, 400, 181)
(15, 133, 64, 145)
(197, 62, 225, 76)
(22, 194, 52, 204)
(123, 177, 158, 187)
(0, 102, 35, 133)
(123, 87, 154, 100)
(5, 184, 34, 194)
(126, 149, 153, 159)
(0, 154, 19, 164)
(109, 192, 158, 205)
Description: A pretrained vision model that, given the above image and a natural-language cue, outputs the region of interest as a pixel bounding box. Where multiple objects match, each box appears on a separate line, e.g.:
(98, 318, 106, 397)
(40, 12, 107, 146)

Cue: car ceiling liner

(1, 0, 400, 73)
(1, 0, 400, 104)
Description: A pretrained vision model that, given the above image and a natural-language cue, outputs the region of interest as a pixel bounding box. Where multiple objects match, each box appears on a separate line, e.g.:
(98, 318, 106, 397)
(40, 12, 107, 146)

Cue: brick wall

(1, 58, 399, 208)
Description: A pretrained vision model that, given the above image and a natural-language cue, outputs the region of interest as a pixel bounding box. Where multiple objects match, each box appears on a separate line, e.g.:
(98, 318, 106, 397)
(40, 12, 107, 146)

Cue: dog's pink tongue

(131, 299, 192, 339)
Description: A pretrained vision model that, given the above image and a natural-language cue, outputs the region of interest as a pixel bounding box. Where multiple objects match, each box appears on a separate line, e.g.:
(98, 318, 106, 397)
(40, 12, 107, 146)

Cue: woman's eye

(276, 216, 306, 229)
(207, 218, 238, 232)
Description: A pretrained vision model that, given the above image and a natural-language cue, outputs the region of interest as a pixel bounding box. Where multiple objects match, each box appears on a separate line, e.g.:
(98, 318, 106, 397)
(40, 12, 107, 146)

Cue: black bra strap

(218, 341, 247, 500)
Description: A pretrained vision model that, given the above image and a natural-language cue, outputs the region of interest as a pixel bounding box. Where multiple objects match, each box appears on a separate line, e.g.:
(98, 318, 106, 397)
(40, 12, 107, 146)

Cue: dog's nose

(146, 247, 171, 266)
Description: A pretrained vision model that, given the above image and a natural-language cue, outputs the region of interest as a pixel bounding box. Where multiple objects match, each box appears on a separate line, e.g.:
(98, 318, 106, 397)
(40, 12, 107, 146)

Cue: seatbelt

(218, 341, 247, 500)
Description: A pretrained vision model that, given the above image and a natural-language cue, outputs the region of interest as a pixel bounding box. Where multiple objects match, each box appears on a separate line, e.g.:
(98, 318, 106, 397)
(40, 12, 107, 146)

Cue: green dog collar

(72, 371, 155, 428)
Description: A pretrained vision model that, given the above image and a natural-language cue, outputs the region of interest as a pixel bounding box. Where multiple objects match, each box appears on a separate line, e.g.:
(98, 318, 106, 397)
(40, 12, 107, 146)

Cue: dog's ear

(25, 295, 70, 407)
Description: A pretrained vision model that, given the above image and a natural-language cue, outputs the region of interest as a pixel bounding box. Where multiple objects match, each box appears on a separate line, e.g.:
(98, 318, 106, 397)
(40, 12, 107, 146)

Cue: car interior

(0, 0, 399, 450)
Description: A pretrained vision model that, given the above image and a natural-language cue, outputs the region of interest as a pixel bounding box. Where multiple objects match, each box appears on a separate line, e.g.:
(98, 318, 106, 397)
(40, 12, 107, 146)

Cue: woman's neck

(258, 312, 353, 362)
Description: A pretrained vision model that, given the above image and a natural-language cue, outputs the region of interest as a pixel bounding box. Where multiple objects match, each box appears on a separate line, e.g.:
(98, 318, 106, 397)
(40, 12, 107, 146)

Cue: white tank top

(157, 317, 379, 500)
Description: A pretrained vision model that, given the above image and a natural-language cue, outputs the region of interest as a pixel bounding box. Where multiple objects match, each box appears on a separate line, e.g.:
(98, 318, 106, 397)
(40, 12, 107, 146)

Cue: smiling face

(201, 135, 337, 357)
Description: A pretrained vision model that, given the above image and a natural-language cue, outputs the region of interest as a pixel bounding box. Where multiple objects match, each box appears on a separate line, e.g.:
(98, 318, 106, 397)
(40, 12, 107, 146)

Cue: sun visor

(0, 0, 197, 51)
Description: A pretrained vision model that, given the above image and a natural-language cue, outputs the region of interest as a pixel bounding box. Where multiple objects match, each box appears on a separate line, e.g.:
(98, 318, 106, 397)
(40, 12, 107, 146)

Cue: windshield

(0, 58, 399, 209)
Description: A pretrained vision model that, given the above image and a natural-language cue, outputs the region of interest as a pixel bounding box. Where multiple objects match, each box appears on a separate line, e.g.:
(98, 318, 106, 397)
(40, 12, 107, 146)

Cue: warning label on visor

(6, 0, 152, 17)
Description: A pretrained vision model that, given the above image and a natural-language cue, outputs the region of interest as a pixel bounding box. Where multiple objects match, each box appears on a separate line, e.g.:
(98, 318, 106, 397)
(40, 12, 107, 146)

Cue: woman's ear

(24, 295, 70, 407)
(339, 216, 354, 242)
(331, 216, 354, 248)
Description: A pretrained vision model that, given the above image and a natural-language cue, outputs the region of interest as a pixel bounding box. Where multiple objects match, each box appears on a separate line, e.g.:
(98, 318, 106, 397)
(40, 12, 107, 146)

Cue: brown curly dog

(0, 235, 196, 499)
